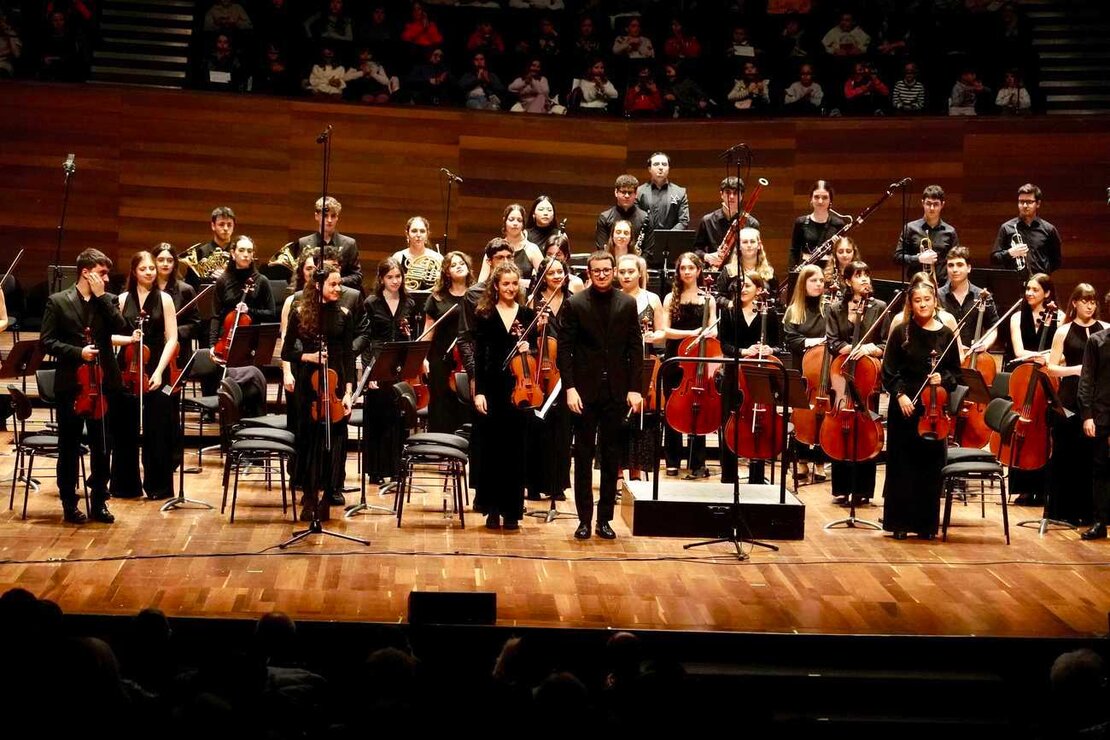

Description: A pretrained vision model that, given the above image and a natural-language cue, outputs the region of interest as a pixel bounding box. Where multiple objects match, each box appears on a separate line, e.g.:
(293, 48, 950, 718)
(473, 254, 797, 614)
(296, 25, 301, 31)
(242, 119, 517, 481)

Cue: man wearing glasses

(893, 184, 960, 284)
(595, 174, 653, 255)
(558, 251, 644, 540)
(991, 183, 1062, 276)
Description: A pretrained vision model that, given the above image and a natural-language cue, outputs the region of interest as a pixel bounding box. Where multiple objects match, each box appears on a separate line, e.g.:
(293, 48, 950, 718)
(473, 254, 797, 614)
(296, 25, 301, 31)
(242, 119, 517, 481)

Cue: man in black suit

(296, 196, 363, 292)
(558, 251, 644, 540)
(40, 248, 129, 524)
(636, 151, 690, 232)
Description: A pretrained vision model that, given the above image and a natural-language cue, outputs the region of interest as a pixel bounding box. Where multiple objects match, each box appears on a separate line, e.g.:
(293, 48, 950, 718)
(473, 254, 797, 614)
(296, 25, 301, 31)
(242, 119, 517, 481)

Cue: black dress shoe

(485, 514, 501, 530)
(526, 492, 543, 501)
(574, 522, 591, 540)
(91, 504, 115, 524)
(551, 492, 567, 501)
(1013, 493, 1040, 506)
(1081, 523, 1107, 540)
(62, 506, 87, 524)
(503, 519, 520, 531)
(327, 491, 346, 507)
(892, 531, 908, 540)
(665, 468, 679, 477)
(596, 522, 616, 540)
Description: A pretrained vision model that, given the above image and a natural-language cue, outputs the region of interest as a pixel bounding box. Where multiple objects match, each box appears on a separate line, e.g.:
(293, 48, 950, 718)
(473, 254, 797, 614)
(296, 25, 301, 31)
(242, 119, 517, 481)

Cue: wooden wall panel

(1, 80, 1108, 301)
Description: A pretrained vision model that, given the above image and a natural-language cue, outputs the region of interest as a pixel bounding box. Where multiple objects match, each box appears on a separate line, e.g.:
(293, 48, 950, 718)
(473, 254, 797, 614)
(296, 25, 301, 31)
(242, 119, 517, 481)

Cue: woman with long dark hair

(422, 250, 474, 434)
(152, 243, 199, 353)
(281, 264, 356, 521)
(110, 250, 180, 499)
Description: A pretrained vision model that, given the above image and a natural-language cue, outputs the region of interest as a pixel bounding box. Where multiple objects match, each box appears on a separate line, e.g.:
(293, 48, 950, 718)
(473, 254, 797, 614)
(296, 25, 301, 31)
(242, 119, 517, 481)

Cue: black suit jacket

(40, 287, 128, 394)
(297, 232, 363, 292)
(557, 287, 643, 404)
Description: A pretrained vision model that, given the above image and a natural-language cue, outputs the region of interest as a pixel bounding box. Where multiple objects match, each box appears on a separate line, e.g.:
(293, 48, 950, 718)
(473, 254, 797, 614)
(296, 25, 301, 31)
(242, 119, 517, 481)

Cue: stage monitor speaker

(407, 590, 497, 625)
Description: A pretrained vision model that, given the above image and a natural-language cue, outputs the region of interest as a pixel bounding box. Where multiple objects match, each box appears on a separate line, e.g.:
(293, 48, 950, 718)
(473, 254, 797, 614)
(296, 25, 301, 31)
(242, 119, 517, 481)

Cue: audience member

(203, 0, 252, 35)
(783, 62, 822, 115)
(200, 32, 244, 91)
(303, 0, 353, 49)
(842, 60, 889, 116)
(400, 1, 443, 59)
(39, 10, 87, 82)
(663, 17, 701, 64)
(509, 57, 560, 113)
(307, 44, 347, 96)
(612, 17, 654, 60)
(624, 64, 663, 117)
(573, 57, 618, 114)
(822, 12, 870, 58)
(949, 67, 989, 115)
(459, 51, 504, 110)
(891, 61, 926, 114)
(0, 8, 21, 77)
(406, 46, 454, 106)
(252, 42, 295, 95)
(345, 47, 395, 104)
(465, 18, 505, 61)
(995, 68, 1031, 115)
(728, 60, 771, 112)
(662, 62, 711, 118)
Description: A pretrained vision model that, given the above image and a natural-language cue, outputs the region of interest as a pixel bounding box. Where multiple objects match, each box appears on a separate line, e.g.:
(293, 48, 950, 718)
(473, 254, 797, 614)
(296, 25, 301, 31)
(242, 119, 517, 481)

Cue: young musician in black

(281, 265, 356, 521)
(153, 243, 201, 354)
(1077, 294, 1110, 540)
(40, 248, 128, 523)
(558, 251, 644, 540)
(110, 251, 180, 500)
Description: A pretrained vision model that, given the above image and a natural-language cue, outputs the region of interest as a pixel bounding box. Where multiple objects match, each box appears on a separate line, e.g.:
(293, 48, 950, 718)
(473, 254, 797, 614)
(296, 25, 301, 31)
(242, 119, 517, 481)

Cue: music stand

(161, 349, 214, 512)
(824, 377, 884, 532)
(527, 379, 577, 524)
(958, 367, 992, 405)
(346, 341, 431, 516)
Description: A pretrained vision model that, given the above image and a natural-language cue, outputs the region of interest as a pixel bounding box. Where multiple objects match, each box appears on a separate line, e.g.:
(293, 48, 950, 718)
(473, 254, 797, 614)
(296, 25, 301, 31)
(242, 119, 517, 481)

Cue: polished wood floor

(2, 428, 1108, 637)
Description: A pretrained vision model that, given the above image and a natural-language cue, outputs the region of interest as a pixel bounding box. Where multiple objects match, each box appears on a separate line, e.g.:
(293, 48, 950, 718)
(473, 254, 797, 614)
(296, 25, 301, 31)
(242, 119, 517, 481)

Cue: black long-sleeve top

(790, 214, 845, 269)
(893, 218, 959, 281)
(782, 298, 826, 366)
(280, 299, 357, 390)
(209, 265, 277, 345)
(825, 297, 889, 356)
(1078, 327, 1110, 427)
(881, 320, 961, 400)
(362, 293, 417, 367)
(718, 302, 778, 358)
(473, 305, 536, 401)
(41, 287, 129, 393)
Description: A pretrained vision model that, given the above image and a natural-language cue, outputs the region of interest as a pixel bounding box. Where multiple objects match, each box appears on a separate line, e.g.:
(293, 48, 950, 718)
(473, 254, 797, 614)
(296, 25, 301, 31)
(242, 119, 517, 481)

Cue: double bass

(664, 292, 723, 436)
(996, 301, 1059, 470)
(955, 290, 996, 448)
(724, 293, 784, 459)
(820, 290, 886, 462)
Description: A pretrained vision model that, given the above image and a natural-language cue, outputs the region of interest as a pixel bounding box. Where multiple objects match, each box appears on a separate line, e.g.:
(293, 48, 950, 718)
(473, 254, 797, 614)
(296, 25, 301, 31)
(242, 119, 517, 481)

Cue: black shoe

(526, 492, 543, 501)
(892, 531, 908, 540)
(1081, 523, 1107, 540)
(485, 514, 501, 530)
(145, 491, 173, 501)
(551, 492, 567, 501)
(91, 504, 115, 524)
(596, 522, 616, 540)
(110, 490, 142, 499)
(1013, 493, 1040, 506)
(574, 522, 591, 540)
(503, 519, 520, 531)
(327, 491, 346, 507)
(62, 506, 87, 524)
(665, 468, 679, 477)
(341, 485, 359, 493)
(917, 532, 936, 540)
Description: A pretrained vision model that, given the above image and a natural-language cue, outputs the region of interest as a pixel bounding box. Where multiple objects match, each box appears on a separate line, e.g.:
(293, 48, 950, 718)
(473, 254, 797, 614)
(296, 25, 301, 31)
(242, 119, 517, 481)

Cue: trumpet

(919, 234, 935, 280)
(1010, 230, 1027, 272)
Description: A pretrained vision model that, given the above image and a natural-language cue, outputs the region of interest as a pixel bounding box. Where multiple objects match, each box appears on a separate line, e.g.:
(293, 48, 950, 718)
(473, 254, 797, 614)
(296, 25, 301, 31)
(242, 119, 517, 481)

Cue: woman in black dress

(661, 252, 716, 477)
(525, 255, 572, 501)
(110, 250, 180, 500)
(281, 265, 356, 521)
(473, 262, 538, 529)
(718, 270, 779, 485)
(881, 279, 962, 539)
(782, 264, 829, 482)
(1006, 273, 1064, 506)
(825, 261, 888, 504)
(422, 250, 474, 434)
(790, 179, 846, 270)
(153, 243, 200, 354)
(362, 258, 416, 485)
(617, 254, 664, 481)
(526, 194, 560, 248)
(1046, 283, 1108, 525)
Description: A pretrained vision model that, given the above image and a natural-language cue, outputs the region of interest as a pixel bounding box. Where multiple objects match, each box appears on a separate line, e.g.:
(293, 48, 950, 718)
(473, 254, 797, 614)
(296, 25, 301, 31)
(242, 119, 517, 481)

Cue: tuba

(403, 253, 440, 292)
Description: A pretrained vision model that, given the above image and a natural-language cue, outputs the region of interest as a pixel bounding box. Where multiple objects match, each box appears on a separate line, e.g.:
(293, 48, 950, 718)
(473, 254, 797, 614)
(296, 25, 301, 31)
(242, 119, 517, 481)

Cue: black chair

(7, 385, 88, 519)
(392, 384, 467, 529)
(217, 390, 296, 523)
(221, 377, 288, 430)
(940, 398, 1019, 544)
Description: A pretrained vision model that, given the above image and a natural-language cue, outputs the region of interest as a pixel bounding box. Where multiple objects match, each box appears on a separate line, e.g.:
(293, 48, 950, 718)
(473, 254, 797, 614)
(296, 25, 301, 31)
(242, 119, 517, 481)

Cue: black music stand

(823, 372, 883, 531)
(161, 350, 214, 512)
(683, 360, 796, 560)
(223, 323, 280, 370)
(527, 380, 578, 524)
(1016, 371, 1075, 536)
(958, 367, 992, 406)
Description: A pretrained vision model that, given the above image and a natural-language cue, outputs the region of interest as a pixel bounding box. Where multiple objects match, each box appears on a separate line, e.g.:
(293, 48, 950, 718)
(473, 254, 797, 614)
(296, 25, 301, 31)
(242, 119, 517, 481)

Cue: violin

(664, 292, 724, 436)
(820, 290, 885, 462)
(309, 365, 347, 423)
(445, 337, 466, 394)
(640, 314, 661, 412)
(212, 275, 256, 364)
(74, 327, 108, 419)
(996, 300, 1059, 470)
(508, 318, 543, 409)
(398, 316, 430, 410)
(955, 290, 996, 448)
(916, 349, 952, 441)
(724, 293, 785, 459)
(535, 308, 560, 397)
(120, 310, 151, 395)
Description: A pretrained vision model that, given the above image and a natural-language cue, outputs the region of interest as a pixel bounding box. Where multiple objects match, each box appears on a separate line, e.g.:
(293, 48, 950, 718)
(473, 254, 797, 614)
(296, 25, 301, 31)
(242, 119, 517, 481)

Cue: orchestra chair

(392, 382, 467, 529)
(397, 380, 469, 495)
(220, 377, 288, 430)
(940, 398, 1019, 544)
(453, 371, 473, 440)
(34, 369, 59, 430)
(217, 389, 296, 523)
(7, 385, 89, 519)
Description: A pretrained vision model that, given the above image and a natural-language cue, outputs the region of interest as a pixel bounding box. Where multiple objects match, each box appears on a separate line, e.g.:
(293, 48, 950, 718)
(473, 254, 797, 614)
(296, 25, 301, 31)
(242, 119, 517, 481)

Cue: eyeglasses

(617, 190, 636, 196)
(1018, 199, 1037, 205)
(1077, 297, 1098, 304)
(590, 268, 613, 276)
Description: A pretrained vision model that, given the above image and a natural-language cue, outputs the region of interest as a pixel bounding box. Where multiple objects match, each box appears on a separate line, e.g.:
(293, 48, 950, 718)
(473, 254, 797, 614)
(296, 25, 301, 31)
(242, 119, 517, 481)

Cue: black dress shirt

(894, 218, 959, 282)
(635, 180, 690, 231)
(990, 216, 1062, 275)
(1078, 327, 1110, 426)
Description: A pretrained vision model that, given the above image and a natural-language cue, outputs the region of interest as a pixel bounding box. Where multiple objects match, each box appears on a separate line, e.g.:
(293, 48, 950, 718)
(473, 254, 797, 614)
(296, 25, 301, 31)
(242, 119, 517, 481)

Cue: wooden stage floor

(2, 439, 1108, 638)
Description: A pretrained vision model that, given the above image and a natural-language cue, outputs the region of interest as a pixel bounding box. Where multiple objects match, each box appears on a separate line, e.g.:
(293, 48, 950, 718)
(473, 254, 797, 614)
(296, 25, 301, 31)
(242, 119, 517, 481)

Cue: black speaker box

(407, 591, 497, 625)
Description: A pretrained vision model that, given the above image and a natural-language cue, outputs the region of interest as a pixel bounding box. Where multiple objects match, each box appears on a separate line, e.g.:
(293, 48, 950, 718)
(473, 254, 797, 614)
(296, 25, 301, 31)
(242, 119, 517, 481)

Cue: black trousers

(110, 390, 177, 499)
(572, 388, 624, 525)
(54, 390, 111, 507)
(1093, 425, 1110, 524)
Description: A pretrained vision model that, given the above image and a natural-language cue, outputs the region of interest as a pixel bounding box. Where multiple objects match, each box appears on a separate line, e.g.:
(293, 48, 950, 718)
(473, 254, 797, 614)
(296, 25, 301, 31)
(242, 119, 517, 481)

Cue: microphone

(63, 153, 76, 174)
(718, 143, 748, 160)
(316, 125, 333, 144)
(888, 177, 912, 190)
(1105, 186, 1109, 206)
(440, 168, 463, 183)
(314, 267, 328, 283)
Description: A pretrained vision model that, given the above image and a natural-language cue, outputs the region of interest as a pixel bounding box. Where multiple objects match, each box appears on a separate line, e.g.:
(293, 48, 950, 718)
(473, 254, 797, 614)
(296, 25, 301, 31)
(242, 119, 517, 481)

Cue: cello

(954, 290, 996, 448)
(212, 275, 256, 364)
(996, 301, 1060, 470)
(724, 292, 784, 458)
(664, 292, 724, 437)
(792, 291, 836, 448)
(819, 290, 889, 462)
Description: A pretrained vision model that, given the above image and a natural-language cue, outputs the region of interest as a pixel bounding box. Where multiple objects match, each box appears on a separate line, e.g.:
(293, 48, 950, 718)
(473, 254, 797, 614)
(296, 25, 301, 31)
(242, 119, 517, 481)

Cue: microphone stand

(279, 128, 369, 550)
(162, 349, 214, 512)
(51, 156, 77, 295)
(440, 168, 461, 254)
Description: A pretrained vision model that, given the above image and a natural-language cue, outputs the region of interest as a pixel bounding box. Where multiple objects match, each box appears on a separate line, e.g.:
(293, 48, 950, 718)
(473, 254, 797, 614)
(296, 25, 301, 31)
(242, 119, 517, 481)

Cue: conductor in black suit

(40, 248, 129, 524)
(557, 251, 644, 540)
(297, 196, 364, 292)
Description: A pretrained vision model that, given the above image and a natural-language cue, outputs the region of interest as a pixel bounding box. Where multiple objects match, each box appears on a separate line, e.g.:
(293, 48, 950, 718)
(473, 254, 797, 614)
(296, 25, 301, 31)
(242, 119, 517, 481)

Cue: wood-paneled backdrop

(2, 81, 1109, 297)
